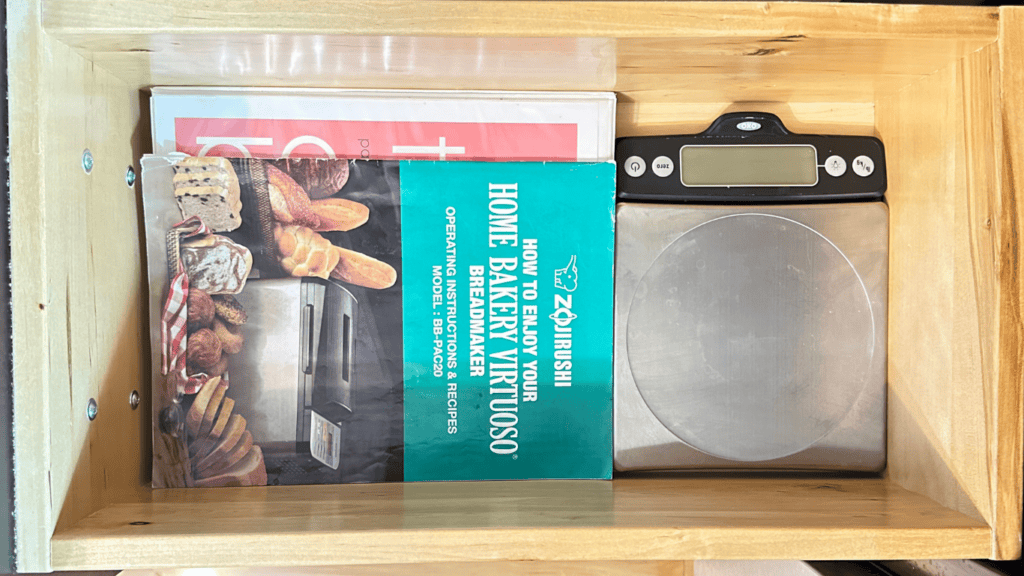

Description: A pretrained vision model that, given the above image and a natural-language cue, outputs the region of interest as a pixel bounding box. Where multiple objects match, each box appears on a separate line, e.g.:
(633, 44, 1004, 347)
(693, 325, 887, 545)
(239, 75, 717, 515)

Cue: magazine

(151, 87, 615, 161)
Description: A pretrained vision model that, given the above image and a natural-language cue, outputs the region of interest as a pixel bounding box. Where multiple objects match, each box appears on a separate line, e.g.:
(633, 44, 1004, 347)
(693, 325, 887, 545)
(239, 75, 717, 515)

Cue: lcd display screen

(680, 145, 817, 186)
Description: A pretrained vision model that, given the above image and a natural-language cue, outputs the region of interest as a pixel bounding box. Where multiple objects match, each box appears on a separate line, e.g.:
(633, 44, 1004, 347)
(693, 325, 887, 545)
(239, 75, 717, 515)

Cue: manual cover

(150, 87, 616, 162)
(143, 156, 614, 487)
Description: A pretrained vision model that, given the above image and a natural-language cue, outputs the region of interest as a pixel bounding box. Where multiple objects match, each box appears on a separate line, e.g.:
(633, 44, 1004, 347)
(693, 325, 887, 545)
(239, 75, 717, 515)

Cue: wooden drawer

(7, 0, 1022, 571)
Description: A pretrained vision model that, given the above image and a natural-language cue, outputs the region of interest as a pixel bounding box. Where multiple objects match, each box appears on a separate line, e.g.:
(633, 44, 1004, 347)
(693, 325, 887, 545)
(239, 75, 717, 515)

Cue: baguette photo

(331, 245, 398, 290)
(273, 223, 397, 290)
(311, 197, 370, 232)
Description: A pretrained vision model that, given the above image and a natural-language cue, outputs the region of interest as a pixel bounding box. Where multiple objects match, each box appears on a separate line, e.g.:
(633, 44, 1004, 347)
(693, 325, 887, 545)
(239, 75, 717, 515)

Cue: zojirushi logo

(551, 294, 576, 387)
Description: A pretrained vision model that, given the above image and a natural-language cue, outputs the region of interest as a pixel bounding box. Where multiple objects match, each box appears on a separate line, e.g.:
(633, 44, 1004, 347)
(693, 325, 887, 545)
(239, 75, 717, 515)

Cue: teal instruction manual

(401, 161, 615, 481)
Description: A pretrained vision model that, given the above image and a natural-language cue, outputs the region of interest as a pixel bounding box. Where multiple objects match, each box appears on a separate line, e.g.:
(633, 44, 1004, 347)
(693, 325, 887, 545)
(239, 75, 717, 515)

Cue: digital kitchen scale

(614, 113, 888, 471)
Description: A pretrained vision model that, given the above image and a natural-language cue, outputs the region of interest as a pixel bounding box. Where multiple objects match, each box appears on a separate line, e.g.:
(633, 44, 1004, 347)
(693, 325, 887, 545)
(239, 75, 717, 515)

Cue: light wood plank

(7, 0, 53, 569)
(42, 1, 998, 41)
(8, 0, 150, 571)
(614, 36, 993, 103)
(994, 5, 1024, 561)
(121, 561, 694, 576)
(49, 34, 992, 103)
(877, 12, 1023, 560)
(39, 3, 996, 102)
(877, 40, 994, 552)
(50, 479, 990, 569)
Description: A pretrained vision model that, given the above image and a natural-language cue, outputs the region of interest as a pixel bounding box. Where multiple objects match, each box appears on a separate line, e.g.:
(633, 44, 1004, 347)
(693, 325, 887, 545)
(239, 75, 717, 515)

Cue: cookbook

(151, 87, 616, 162)
(143, 156, 615, 487)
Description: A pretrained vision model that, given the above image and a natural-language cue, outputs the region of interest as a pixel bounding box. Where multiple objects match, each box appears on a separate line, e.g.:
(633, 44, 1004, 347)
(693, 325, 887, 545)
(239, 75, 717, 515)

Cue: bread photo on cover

(194, 445, 267, 488)
(268, 158, 350, 200)
(180, 378, 267, 488)
(191, 396, 234, 460)
(186, 328, 222, 373)
(212, 294, 248, 325)
(273, 223, 396, 289)
(182, 234, 253, 294)
(211, 318, 244, 354)
(265, 163, 320, 228)
(311, 197, 369, 232)
(195, 413, 247, 467)
(331, 245, 397, 290)
(274, 224, 339, 279)
(173, 157, 243, 232)
(185, 376, 228, 439)
(196, 430, 253, 477)
(186, 288, 216, 332)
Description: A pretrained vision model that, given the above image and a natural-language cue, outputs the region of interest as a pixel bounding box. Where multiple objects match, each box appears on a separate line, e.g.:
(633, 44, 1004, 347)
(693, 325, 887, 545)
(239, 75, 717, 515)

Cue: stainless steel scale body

(614, 114, 888, 472)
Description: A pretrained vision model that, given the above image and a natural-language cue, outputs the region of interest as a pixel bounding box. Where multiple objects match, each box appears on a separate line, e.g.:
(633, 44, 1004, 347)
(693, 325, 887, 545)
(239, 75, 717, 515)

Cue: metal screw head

(126, 166, 136, 187)
(81, 149, 94, 174)
(86, 398, 98, 420)
(129, 390, 141, 409)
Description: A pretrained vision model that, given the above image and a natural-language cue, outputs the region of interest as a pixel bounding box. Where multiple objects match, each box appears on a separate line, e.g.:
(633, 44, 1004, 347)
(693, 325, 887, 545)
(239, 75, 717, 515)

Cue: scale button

(852, 155, 875, 177)
(624, 156, 646, 177)
(652, 156, 674, 177)
(824, 155, 847, 177)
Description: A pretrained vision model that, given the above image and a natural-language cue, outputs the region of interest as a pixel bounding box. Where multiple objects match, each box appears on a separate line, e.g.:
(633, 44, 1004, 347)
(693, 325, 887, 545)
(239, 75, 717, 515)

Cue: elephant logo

(554, 255, 578, 293)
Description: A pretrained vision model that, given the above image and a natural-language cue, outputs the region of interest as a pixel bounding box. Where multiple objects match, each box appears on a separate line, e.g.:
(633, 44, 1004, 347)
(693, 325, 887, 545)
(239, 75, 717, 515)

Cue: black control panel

(616, 112, 886, 203)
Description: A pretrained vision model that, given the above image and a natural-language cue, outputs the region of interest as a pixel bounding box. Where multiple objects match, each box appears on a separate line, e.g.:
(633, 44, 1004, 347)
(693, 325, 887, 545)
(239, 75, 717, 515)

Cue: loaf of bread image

(194, 446, 267, 488)
(212, 294, 247, 325)
(186, 288, 216, 332)
(211, 318, 244, 355)
(197, 413, 245, 462)
(185, 376, 227, 439)
(173, 157, 243, 232)
(330, 246, 397, 290)
(181, 235, 253, 295)
(266, 164, 319, 228)
(190, 396, 234, 460)
(310, 198, 369, 232)
(273, 223, 396, 289)
(184, 378, 267, 487)
(274, 224, 340, 280)
(268, 158, 350, 200)
(195, 430, 253, 477)
(186, 328, 222, 373)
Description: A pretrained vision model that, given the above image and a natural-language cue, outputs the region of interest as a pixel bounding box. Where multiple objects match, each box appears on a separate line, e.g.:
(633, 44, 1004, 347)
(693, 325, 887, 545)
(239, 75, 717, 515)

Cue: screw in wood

(81, 149, 94, 174)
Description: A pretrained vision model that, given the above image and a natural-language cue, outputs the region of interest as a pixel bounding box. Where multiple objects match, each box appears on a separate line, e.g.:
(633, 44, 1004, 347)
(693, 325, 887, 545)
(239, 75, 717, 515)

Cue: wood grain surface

(8, 0, 150, 571)
(878, 7, 1023, 560)
(877, 42, 993, 545)
(50, 478, 990, 569)
(41, 1, 999, 40)
(39, 2, 997, 102)
(121, 561, 695, 576)
(994, 5, 1024, 561)
(7, 0, 1021, 570)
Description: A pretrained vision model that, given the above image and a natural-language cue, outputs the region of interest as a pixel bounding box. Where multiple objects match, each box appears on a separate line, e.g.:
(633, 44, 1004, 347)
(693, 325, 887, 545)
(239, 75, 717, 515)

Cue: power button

(624, 156, 646, 177)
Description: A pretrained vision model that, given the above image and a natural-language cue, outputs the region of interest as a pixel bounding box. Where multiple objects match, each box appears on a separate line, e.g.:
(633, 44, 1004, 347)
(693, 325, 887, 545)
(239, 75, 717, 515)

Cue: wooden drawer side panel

(994, 5, 1024, 561)
(9, 0, 151, 571)
(879, 9, 1023, 560)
